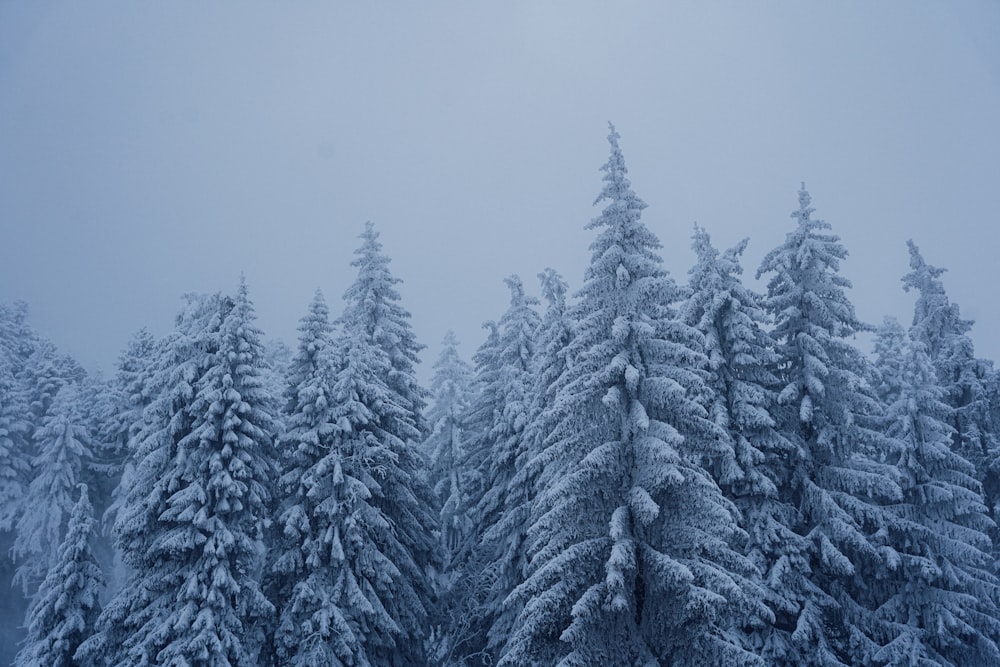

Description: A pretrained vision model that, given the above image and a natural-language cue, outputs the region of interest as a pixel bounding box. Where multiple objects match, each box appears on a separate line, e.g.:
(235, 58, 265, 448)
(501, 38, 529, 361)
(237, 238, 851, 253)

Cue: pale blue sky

(1, 1, 998, 375)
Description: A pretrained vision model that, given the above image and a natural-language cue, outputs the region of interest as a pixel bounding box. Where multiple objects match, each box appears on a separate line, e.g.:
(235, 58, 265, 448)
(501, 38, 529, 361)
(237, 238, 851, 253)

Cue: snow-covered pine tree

(340, 221, 429, 438)
(336, 224, 439, 665)
(100, 328, 158, 552)
(680, 226, 801, 657)
(13, 383, 95, 595)
(18, 340, 83, 426)
(81, 284, 280, 667)
(0, 365, 29, 533)
(869, 318, 1000, 666)
(423, 331, 476, 665)
(503, 125, 764, 666)
(15, 484, 103, 667)
(755, 185, 900, 666)
(518, 269, 575, 507)
(425, 330, 475, 562)
(903, 241, 999, 510)
(316, 315, 431, 665)
(0, 302, 42, 667)
(466, 275, 543, 660)
(440, 320, 500, 665)
(267, 289, 369, 666)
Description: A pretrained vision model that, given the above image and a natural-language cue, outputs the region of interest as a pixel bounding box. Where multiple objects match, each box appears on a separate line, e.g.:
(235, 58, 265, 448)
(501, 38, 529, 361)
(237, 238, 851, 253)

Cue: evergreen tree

(268, 290, 369, 666)
(503, 125, 763, 666)
(13, 383, 95, 595)
(82, 285, 280, 666)
(100, 328, 158, 536)
(441, 321, 501, 666)
(903, 241, 999, 511)
(334, 224, 439, 665)
(0, 302, 35, 532)
(425, 330, 475, 562)
(340, 221, 428, 438)
(870, 318, 1000, 666)
(681, 226, 799, 658)
(755, 185, 900, 666)
(467, 275, 542, 660)
(0, 366, 29, 533)
(15, 484, 103, 667)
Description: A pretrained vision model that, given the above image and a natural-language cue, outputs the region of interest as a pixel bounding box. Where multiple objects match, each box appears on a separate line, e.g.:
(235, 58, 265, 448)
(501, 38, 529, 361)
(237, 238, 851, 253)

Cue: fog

(2, 1, 998, 373)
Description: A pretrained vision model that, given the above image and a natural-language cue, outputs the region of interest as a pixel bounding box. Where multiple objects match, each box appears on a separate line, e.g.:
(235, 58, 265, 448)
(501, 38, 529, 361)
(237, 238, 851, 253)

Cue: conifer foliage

(504, 125, 761, 666)
(269, 289, 371, 666)
(871, 318, 1000, 666)
(756, 185, 900, 666)
(15, 484, 103, 667)
(8, 125, 1000, 667)
(681, 227, 798, 657)
(84, 285, 280, 667)
(329, 222, 439, 665)
(13, 384, 94, 594)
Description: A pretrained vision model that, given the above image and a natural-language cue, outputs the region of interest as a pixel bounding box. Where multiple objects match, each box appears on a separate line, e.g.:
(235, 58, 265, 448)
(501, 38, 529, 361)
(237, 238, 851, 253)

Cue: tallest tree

(503, 125, 763, 666)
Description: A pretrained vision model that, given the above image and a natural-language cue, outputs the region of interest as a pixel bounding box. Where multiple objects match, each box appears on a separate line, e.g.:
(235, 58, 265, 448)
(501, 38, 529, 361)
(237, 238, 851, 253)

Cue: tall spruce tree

(681, 226, 798, 658)
(755, 185, 900, 666)
(0, 365, 28, 533)
(870, 318, 1000, 666)
(82, 285, 280, 666)
(503, 125, 763, 666)
(334, 223, 439, 665)
(15, 484, 103, 667)
(468, 275, 542, 660)
(340, 221, 429, 438)
(425, 330, 475, 562)
(903, 241, 999, 513)
(13, 383, 95, 595)
(268, 289, 370, 666)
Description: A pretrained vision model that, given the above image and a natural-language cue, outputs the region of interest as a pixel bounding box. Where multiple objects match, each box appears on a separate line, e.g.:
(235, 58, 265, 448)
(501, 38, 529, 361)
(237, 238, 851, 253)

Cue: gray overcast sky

(1, 1, 999, 379)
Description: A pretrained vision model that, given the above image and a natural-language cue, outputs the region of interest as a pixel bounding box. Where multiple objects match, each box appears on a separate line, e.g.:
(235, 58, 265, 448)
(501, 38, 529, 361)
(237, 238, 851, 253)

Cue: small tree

(15, 484, 103, 667)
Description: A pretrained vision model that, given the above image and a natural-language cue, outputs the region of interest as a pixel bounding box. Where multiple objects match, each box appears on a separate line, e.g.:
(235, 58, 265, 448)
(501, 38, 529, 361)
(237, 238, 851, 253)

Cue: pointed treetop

(357, 220, 384, 259)
(904, 239, 947, 282)
(594, 123, 645, 210)
(538, 268, 567, 309)
(504, 274, 526, 304)
(306, 288, 329, 320)
(691, 224, 718, 260)
(793, 182, 815, 226)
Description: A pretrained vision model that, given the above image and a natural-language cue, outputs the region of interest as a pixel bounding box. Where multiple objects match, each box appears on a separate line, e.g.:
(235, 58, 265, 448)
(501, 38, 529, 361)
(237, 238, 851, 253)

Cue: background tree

(15, 484, 103, 667)
(681, 226, 797, 658)
(13, 383, 94, 595)
(870, 318, 1000, 666)
(756, 185, 900, 666)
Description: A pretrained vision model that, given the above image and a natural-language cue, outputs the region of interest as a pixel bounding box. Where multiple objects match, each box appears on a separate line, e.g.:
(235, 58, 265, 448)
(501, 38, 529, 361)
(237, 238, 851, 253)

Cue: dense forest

(2, 126, 1000, 666)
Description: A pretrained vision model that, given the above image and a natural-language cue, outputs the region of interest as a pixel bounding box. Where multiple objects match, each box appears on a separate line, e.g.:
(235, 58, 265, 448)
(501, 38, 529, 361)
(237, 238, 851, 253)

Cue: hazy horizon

(2, 1, 998, 377)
